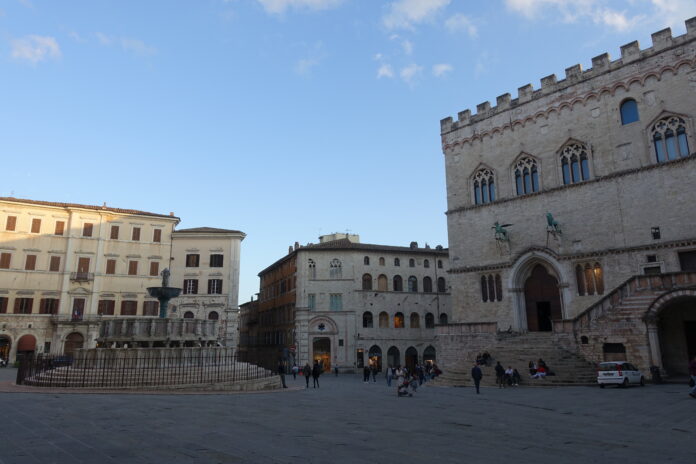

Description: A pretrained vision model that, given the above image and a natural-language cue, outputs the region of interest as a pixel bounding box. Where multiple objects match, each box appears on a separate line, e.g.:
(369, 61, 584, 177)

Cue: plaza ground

(0, 368, 693, 464)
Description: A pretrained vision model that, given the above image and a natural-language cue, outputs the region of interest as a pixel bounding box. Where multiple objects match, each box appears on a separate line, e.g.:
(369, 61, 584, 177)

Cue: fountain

(147, 268, 181, 318)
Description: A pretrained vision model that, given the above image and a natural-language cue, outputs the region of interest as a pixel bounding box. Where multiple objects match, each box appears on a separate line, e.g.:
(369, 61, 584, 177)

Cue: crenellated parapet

(440, 17, 696, 137)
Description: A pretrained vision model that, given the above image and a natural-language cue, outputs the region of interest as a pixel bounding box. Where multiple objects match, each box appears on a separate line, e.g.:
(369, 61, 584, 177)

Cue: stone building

(0, 197, 244, 362)
(438, 19, 696, 376)
(241, 233, 450, 372)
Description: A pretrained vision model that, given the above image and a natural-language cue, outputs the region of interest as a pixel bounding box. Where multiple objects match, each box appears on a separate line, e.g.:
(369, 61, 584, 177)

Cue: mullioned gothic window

(329, 259, 342, 279)
(560, 142, 591, 185)
(473, 168, 496, 205)
(651, 116, 690, 163)
(514, 156, 540, 195)
(480, 273, 502, 302)
(308, 259, 316, 279)
(575, 262, 604, 296)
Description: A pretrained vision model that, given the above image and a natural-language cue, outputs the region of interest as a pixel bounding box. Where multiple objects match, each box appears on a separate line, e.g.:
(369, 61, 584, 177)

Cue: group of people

(529, 359, 553, 379)
(494, 362, 522, 388)
(383, 363, 441, 388)
(279, 360, 323, 389)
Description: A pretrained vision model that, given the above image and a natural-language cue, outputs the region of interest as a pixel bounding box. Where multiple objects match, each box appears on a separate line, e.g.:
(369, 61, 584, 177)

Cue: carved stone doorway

(524, 265, 562, 332)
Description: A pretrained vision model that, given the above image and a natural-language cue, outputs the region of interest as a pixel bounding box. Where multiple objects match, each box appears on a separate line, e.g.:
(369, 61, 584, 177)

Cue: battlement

(440, 17, 696, 134)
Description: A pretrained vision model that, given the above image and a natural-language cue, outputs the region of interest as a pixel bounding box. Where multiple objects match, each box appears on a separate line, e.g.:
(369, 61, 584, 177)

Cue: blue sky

(2, 0, 695, 302)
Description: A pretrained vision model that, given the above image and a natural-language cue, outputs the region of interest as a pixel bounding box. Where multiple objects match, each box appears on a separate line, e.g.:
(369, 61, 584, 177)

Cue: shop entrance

(368, 345, 382, 371)
(313, 338, 331, 372)
(0, 336, 10, 362)
(524, 265, 562, 332)
(405, 346, 418, 372)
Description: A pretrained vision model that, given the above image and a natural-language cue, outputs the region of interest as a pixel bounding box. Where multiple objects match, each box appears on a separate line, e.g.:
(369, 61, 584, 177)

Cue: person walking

(278, 360, 288, 389)
(302, 363, 311, 389)
(312, 360, 321, 388)
(495, 361, 505, 388)
(471, 363, 483, 394)
(371, 365, 377, 382)
(689, 356, 696, 399)
(291, 363, 298, 380)
(386, 366, 393, 387)
(363, 365, 371, 383)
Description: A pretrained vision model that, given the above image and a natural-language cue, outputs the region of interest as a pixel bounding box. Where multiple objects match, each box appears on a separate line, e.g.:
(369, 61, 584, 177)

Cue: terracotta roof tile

(0, 197, 178, 220)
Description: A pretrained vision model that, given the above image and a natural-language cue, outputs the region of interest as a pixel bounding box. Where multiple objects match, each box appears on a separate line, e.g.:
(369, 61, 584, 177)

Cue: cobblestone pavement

(0, 368, 693, 464)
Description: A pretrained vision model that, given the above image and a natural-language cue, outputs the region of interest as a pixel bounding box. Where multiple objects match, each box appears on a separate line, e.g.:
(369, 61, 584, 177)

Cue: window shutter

(49, 256, 60, 272)
(110, 225, 119, 240)
(153, 229, 161, 242)
(150, 261, 159, 277)
(132, 227, 140, 241)
(83, 223, 93, 237)
(55, 221, 65, 235)
(31, 218, 41, 233)
(14, 298, 20, 313)
(6, 216, 17, 231)
(0, 253, 10, 269)
(25, 255, 36, 270)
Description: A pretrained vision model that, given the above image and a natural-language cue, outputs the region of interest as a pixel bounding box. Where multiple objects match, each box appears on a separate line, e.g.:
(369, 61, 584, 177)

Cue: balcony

(70, 272, 94, 282)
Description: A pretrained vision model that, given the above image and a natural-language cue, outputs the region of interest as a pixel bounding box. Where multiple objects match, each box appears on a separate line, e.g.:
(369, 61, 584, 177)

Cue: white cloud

(402, 39, 413, 55)
(444, 13, 478, 37)
(256, 0, 343, 14)
(400, 63, 423, 85)
(10, 35, 61, 64)
(120, 38, 157, 57)
(295, 57, 319, 75)
(68, 31, 84, 42)
(377, 63, 394, 78)
(383, 0, 451, 30)
(95, 32, 113, 45)
(432, 63, 453, 77)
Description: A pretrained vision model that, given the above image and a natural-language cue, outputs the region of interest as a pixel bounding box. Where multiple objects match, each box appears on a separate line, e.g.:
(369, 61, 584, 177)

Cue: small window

(82, 222, 93, 237)
(514, 156, 540, 195)
(14, 298, 34, 314)
(394, 312, 405, 328)
(49, 256, 61, 272)
(25, 255, 37, 271)
(330, 294, 343, 311)
(620, 99, 639, 125)
(106, 259, 116, 275)
(110, 225, 119, 240)
(186, 254, 200, 267)
(437, 260, 443, 269)
(377, 274, 388, 291)
(329, 259, 342, 279)
(308, 294, 316, 310)
(439, 313, 448, 324)
(143, 301, 159, 316)
(183, 279, 199, 294)
(210, 254, 224, 267)
(364, 256, 370, 265)
(379, 311, 389, 328)
(208, 311, 219, 320)
(473, 168, 496, 205)
(438, 277, 447, 293)
(0, 253, 10, 269)
(308, 259, 316, 279)
(208, 279, 223, 294)
(652, 115, 690, 162)
(362, 274, 372, 291)
(54, 221, 65, 236)
(132, 227, 141, 241)
(121, 301, 137, 316)
(394, 258, 400, 266)
(410, 312, 420, 328)
(98, 300, 115, 316)
(393, 275, 403, 292)
(424, 259, 430, 268)
(423, 276, 433, 293)
(481, 276, 488, 302)
(183, 311, 195, 319)
(580, 336, 589, 345)
(153, 229, 162, 243)
(425, 312, 435, 329)
(5, 216, 17, 231)
(560, 142, 591, 185)
(31, 218, 41, 234)
(40, 298, 60, 315)
(149, 261, 159, 277)
(128, 260, 138, 276)
(408, 276, 418, 292)
(409, 259, 415, 268)
(363, 311, 373, 328)
(379, 257, 385, 266)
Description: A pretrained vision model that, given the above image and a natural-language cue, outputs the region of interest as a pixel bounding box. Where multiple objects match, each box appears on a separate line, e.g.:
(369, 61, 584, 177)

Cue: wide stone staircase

(433, 332, 598, 387)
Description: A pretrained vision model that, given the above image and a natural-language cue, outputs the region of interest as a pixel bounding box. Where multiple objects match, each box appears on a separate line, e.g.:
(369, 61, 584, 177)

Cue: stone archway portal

(524, 264, 562, 332)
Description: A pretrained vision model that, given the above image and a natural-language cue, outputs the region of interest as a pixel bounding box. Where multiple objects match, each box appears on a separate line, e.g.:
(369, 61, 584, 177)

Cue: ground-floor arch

(368, 345, 382, 371)
(405, 346, 418, 372)
(16, 334, 36, 361)
(387, 346, 400, 368)
(423, 345, 436, 364)
(312, 337, 331, 372)
(523, 264, 563, 332)
(0, 335, 11, 362)
(64, 332, 84, 357)
(656, 295, 696, 375)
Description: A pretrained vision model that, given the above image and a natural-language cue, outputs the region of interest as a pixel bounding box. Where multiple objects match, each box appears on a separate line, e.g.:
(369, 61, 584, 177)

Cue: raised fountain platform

(97, 317, 219, 347)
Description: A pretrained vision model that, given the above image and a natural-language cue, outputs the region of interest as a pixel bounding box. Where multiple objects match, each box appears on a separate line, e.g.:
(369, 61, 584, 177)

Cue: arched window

(488, 275, 495, 301)
(410, 312, 420, 328)
(183, 311, 194, 319)
(437, 260, 443, 269)
(439, 313, 448, 324)
(379, 257, 385, 266)
(364, 256, 370, 265)
(379, 311, 389, 328)
(208, 311, 219, 320)
(362, 273, 372, 291)
(560, 142, 591, 185)
(575, 264, 585, 296)
(308, 259, 316, 279)
(495, 274, 502, 301)
(408, 276, 418, 292)
(329, 259, 342, 279)
(652, 116, 690, 162)
(437, 277, 446, 293)
(423, 276, 433, 293)
(620, 99, 639, 125)
(394, 312, 405, 328)
(394, 258, 400, 266)
(393, 275, 403, 292)
(363, 311, 373, 328)
(377, 274, 388, 291)
(424, 259, 430, 268)
(425, 312, 435, 328)
(409, 258, 415, 268)
(584, 264, 595, 295)
(481, 276, 488, 302)
(473, 168, 496, 204)
(594, 263, 604, 294)
(514, 156, 540, 195)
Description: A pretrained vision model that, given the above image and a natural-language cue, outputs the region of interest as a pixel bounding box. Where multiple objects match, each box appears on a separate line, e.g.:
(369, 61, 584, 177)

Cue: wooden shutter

(128, 260, 138, 275)
(25, 255, 36, 270)
(0, 253, 10, 269)
(5, 216, 16, 231)
(13, 298, 21, 314)
(153, 229, 161, 243)
(0, 297, 7, 313)
(31, 218, 41, 233)
(54, 221, 65, 235)
(132, 227, 140, 241)
(110, 225, 119, 240)
(77, 257, 90, 273)
(83, 223, 93, 237)
(150, 261, 159, 277)
(106, 259, 116, 274)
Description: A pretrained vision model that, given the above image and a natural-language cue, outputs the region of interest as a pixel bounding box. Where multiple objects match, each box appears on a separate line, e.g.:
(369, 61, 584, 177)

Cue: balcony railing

(70, 272, 94, 282)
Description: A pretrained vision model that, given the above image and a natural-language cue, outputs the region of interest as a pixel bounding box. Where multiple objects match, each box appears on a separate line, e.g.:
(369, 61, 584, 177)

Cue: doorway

(405, 347, 418, 372)
(658, 297, 696, 375)
(0, 336, 10, 362)
(313, 338, 331, 371)
(524, 265, 562, 332)
(368, 345, 382, 370)
(64, 332, 84, 357)
(387, 346, 400, 368)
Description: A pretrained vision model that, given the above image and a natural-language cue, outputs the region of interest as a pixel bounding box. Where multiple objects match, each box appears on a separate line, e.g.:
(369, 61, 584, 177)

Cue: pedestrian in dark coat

(278, 361, 288, 389)
(312, 361, 321, 388)
(471, 363, 483, 394)
(302, 363, 311, 389)
(495, 361, 505, 389)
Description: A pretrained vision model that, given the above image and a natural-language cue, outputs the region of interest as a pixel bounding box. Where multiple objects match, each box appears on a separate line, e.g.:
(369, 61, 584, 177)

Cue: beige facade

(0, 198, 245, 362)
(438, 19, 696, 375)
